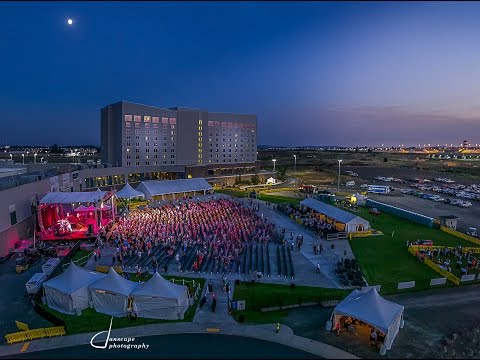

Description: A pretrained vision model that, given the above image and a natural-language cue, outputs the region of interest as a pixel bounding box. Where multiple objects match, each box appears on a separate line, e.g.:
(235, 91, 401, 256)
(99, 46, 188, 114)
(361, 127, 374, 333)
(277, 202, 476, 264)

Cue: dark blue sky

(1, 1, 480, 147)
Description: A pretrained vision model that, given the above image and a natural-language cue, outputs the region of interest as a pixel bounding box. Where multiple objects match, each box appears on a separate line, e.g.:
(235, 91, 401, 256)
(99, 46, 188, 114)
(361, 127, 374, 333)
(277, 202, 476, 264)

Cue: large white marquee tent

(131, 272, 189, 320)
(330, 287, 404, 351)
(136, 178, 212, 200)
(89, 268, 140, 317)
(43, 263, 106, 315)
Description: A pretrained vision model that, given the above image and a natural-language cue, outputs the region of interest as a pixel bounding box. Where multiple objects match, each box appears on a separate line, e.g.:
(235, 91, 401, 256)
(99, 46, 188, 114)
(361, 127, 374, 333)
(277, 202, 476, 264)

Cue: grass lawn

(71, 250, 92, 263)
(216, 188, 301, 205)
(215, 188, 249, 197)
(231, 282, 350, 324)
(38, 275, 205, 335)
(349, 207, 479, 294)
(256, 194, 302, 205)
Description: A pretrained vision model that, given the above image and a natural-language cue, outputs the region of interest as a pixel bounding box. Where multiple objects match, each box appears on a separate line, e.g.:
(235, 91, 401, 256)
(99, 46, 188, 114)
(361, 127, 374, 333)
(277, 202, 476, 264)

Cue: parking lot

(367, 191, 480, 233)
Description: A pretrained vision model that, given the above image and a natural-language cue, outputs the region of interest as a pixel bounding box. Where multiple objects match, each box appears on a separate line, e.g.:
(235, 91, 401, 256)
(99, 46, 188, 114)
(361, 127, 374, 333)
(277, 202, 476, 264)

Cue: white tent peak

(132, 272, 186, 299)
(332, 287, 404, 351)
(116, 182, 145, 200)
(89, 267, 139, 296)
(43, 262, 106, 315)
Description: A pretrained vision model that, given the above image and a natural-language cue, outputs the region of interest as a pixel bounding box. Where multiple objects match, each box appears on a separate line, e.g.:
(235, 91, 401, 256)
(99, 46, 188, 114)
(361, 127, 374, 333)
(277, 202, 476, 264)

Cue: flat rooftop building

(101, 101, 257, 168)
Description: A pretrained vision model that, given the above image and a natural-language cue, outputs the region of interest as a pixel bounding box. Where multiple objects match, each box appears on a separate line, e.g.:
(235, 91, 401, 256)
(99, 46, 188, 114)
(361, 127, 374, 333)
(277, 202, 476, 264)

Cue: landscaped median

(230, 281, 351, 324)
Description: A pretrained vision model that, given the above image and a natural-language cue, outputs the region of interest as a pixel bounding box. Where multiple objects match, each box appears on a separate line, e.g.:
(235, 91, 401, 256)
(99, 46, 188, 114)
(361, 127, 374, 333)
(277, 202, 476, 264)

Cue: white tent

(301, 198, 370, 233)
(43, 263, 106, 315)
(131, 273, 189, 320)
(116, 183, 145, 200)
(330, 287, 404, 351)
(136, 178, 212, 200)
(89, 268, 140, 317)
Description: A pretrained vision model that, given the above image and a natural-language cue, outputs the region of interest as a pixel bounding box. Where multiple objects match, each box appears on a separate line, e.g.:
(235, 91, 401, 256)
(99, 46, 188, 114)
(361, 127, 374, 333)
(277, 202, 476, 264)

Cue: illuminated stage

(38, 190, 116, 241)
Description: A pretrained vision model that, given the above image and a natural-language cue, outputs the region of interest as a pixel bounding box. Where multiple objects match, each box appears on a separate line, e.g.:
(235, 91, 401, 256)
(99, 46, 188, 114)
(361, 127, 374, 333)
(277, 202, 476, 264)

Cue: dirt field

(282, 285, 480, 359)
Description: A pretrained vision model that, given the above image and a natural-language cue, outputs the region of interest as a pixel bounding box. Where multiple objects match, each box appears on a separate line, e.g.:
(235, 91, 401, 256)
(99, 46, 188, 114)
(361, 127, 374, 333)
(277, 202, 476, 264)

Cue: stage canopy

(40, 191, 107, 205)
(131, 272, 189, 320)
(136, 178, 212, 199)
(89, 268, 140, 317)
(116, 183, 145, 200)
(331, 287, 404, 350)
(43, 263, 106, 315)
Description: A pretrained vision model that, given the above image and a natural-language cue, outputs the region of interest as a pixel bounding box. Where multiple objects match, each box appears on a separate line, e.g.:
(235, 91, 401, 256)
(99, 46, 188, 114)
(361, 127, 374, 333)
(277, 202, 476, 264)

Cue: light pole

(293, 155, 297, 176)
(272, 159, 277, 173)
(34, 153, 37, 163)
(22, 154, 25, 165)
(337, 159, 342, 191)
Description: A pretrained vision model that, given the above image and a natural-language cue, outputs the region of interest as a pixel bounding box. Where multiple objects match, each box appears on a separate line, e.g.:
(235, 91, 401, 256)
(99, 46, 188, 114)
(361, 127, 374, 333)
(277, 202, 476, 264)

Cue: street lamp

(293, 155, 297, 178)
(22, 154, 25, 165)
(34, 153, 37, 163)
(337, 159, 343, 191)
(272, 159, 277, 173)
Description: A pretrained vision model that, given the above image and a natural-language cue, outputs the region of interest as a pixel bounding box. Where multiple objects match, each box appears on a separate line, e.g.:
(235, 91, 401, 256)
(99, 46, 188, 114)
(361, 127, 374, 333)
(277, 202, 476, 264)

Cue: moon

(67, 18, 73, 25)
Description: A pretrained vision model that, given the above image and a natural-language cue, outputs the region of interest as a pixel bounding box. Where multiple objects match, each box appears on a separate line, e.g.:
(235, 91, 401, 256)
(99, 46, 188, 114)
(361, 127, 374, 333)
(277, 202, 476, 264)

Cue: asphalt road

(282, 284, 480, 359)
(2, 334, 321, 359)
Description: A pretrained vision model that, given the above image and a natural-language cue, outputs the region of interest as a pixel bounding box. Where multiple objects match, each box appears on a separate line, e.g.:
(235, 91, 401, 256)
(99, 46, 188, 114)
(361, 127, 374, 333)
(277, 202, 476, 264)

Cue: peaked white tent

(89, 268, 140, 317)
(43, 263, 106, 315)
(131, 273, 189, 320)
(116, 183, 145, 200)
(330, 287, 404, 351)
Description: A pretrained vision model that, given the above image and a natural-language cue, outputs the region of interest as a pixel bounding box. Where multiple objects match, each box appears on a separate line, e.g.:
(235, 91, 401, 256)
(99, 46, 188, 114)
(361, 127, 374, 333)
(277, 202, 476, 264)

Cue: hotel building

(101, 101, 257, 168)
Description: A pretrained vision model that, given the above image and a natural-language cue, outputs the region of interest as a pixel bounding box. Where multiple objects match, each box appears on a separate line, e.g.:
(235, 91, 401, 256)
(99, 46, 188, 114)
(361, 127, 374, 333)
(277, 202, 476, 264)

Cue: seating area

(335, 258, 366, 287)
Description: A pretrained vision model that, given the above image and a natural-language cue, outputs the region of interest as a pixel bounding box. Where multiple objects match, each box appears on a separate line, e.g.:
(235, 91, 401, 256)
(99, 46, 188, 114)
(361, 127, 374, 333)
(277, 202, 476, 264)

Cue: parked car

(414, 240, 434, 246)
(467, 227, 478, 237)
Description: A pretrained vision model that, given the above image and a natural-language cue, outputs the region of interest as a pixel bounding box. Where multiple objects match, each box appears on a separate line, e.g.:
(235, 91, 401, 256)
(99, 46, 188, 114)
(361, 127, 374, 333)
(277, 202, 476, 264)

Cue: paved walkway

(193, 278, 236, 325)
(238, 198, 356, 289)
(0, 322, 359, 359)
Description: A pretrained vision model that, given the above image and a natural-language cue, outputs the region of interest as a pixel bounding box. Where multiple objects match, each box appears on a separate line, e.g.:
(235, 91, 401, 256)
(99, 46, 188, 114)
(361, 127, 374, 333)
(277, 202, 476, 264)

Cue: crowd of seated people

(110, 199, 276, 272)
(277, 204, 337, 237)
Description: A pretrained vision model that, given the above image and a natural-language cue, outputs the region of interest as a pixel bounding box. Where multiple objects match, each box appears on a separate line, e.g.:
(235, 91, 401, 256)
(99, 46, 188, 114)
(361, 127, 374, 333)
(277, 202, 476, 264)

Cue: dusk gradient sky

(1, 1, 480, 147)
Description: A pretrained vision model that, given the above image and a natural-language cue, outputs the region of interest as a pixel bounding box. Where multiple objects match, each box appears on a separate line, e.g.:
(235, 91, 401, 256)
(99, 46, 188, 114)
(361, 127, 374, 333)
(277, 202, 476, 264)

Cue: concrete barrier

(430, 278, 447, 286)
(397, 281, 415, 290)
(461, 274, 476, 282)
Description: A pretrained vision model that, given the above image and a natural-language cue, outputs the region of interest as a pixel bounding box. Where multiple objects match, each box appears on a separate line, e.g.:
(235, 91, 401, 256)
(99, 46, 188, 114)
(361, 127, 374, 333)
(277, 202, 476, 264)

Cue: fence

(96, 265, 123, 274)
(5, 326, 66, 344)
(440, 226, 480, 246)
(408, 245, 461, 285)
(350, 230, 372, 238)
(365, 199, 434, 227)
(62, 251, 93, 271)
(170, 278, 202, 299)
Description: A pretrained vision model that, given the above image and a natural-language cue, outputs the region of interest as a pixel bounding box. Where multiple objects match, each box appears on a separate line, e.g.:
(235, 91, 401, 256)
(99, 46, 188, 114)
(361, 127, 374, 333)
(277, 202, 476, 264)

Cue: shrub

(290, 283, 296, 289)
(235, 279, 240, 286)
(238, 314, 245, 323)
